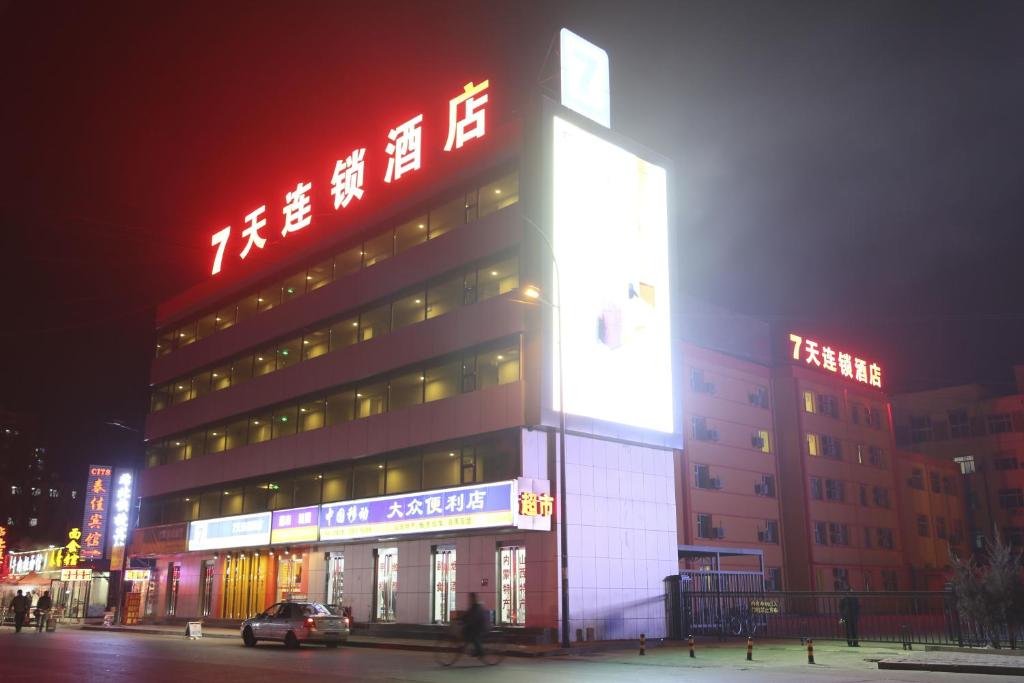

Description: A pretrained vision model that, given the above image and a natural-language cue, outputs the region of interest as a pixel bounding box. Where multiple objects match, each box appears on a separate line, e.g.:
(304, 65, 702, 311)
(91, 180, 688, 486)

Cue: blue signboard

(188, 511, 272, 551)
(320, 481, 515, 541)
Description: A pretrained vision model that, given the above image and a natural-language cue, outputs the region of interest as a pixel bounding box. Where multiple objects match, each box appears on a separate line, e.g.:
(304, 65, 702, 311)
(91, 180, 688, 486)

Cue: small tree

(949, 530, 1024, 648)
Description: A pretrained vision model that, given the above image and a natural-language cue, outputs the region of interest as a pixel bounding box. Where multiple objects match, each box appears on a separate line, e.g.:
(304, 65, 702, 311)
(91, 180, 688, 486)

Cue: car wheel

(242, 627, 257, 647)
(285, 631, 300, 649)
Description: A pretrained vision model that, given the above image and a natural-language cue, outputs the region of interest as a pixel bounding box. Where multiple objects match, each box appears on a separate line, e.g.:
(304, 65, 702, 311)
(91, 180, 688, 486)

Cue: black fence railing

(664, 583, 1023, 647)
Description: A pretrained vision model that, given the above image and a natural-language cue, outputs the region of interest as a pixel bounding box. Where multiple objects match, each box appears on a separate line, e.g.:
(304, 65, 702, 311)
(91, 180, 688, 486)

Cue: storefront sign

(124, 569, 151, 582)
(271, 506, 320, 544)
(129, 522, 188, 556)
(64, 528, 82, 566)
(0, 526, 6, 571)
(209, 78, 491, 276)
(8, 549, 53, 575)
(514, 477, 553, 532)
(750, 599, 780, 614)
(60, 568, 92, 582)
(320, 481, 515, 542)
(787, 333, 883, 389)
(188, 512, 271, 551)
(108, 470, 134, 569)
(80, 464, 113, 559)
(560, 28, 611, 128)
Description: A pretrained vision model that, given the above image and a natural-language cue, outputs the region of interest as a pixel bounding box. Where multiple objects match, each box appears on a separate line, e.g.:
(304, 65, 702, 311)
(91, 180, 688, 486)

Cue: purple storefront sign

(270, 505, 320, 544)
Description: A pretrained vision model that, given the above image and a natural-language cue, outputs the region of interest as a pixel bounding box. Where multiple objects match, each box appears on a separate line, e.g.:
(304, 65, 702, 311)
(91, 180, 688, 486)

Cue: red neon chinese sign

(788, 333, 882, 389)
(80, 464, 113, 559)
(209, 79, 490, 276)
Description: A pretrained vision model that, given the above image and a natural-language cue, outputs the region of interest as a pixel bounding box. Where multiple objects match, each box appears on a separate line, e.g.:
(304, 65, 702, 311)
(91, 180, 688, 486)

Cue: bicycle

(432, 622, 506, 667)
(726, 608, 761, 637)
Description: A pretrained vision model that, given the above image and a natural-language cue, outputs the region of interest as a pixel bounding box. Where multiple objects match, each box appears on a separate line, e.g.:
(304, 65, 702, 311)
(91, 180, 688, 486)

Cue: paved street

(0, 629, 1020, 682)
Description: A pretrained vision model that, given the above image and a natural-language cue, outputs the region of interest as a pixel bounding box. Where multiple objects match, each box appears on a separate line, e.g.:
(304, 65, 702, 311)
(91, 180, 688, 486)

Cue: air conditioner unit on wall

(713, 527, 725, 539)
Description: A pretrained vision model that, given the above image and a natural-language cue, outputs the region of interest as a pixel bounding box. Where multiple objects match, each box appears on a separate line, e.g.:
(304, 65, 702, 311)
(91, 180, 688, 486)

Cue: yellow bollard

(746, 636, 753, 661)
(807, 638, 815, 665)
(688, 634, 695, 658)
(639, 633, 646, 656)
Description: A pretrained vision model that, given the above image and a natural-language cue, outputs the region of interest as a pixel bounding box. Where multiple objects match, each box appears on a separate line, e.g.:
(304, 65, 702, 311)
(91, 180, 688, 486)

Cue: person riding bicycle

(462, 593, 488, 657)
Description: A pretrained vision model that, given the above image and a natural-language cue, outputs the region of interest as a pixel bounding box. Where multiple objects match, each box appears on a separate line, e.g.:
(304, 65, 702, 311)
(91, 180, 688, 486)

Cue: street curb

(879, 660, 1024, 676)
(80, 625, 237, 640)
(925, 645, 1024, 657)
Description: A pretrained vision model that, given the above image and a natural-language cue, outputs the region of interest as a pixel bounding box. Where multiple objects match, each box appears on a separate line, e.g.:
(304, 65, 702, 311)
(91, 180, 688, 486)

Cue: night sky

(2, 0, 1023, 476)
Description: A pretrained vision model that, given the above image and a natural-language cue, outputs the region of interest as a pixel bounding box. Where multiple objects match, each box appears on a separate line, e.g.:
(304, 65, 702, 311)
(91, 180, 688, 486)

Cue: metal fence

(664, 583, 1023, 647)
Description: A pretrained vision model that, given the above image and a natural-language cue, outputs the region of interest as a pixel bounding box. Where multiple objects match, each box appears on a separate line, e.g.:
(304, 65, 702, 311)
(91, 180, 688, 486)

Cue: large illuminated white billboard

(552, 116, 673, 433)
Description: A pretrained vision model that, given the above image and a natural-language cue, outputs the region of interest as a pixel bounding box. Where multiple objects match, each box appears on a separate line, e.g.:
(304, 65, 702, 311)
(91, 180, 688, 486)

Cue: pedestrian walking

(35, 591, 52, 632)
(838, 588, 860, 647)
(10, 590, 30, 633)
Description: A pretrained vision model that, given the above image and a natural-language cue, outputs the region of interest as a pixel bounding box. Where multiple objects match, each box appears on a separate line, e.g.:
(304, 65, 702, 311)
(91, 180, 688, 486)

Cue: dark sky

(2, 0, 1024, 475)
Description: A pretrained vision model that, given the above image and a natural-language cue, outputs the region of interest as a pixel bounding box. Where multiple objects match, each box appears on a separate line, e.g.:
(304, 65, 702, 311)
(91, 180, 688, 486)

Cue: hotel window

(832, 568, 850, 591)
(851, 403, 862, 424)
(929, 471, 942, 493)
(199, 490, 221, 519)
(329, 316, 360, 351)
(299, 398, 326, 432)
(356, 381, 388, 418)
(813, 522, 827, 545)
(325, 388, 356, 425)
(477, 254, 519, 301)
(693, 464, 715, 490)
(806, 433, 819, 456)
(395, 215, 429, 254)
(385, 453, 422, 494)
(949, 409, 970, 438)
(156, 329, 176, 357)
(951, 520, 964, 544)
(907, 468, 925, 490)
(425, 358, 461, 403)
(935, 517, 947, 540)
(293, 474, 322, 507)
(803, 391, 816, 414)
(362, 230, 394, 267)
(765, 567, 782, 591)
(422, 449, 461, 490)
(917, 515, 929, 537)
(302, 328, 330, 361)
(272, 404, 298, 439)
(281, 271, 307, 304)
(478, 170, 519, 217)
(231, 355, 254, 385)
(150, 387, 170, 413)
(170, 379, 193, 405)
(222, 488, 243, 516)
(353, 460, 385, 498)
(998, 488, 1024, 509)
(859, 485, 868, 507)
(392, 290, 427, 330)
(988, 414, 1012, 434)
(693, 417, 717, 442)
(818, 394, 839, 418)
(497, 544, 526, 626)
(248, 412, 273, 444)
(427, 271, 467, 319)
(358, 303, 391, 341)
(478, 345, 520, 389)
(205, 426, 227, 454)
(821, 435, 841, 459)
(210, 363, 231, 391)
(191, 370, 213, 398)
(943, 476, 958, 495)
(810, 477, 823, 500)
(690, 369, 712, 393)
(749, 386, 769, 409)
(253, 348, 277, 377)
(863, 527, 872, 548)
(306, 257, 334, 292)
(696, 513, 713, 539)
(276, 337, 302, 370)
(321, 466, 352, 503)
(48, 488, 58, 498)
(428, 193, 473, 240)
(760, 520, 779, 544)
(753, 430, 770, 453)
(881, 570, 898, 591)
(389, 370, 425, 411)
(994, 456, 1019, 471)
(268, 480, 293, 510)
(176, 321, 197, 348)
(828, 523, 849, 546)
(755, 474, 775, 497)
(910, 415, 933, 443)
(868, 446, 885, 467)
(873, 487, 890, 508)
(335, 244, 363, 277)
(236, 292, 259, 321)
(954, 455, 976, 474)
(257, 283, 282, 312)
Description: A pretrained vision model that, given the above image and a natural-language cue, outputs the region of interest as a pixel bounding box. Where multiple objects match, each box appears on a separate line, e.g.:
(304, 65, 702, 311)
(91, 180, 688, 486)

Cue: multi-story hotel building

(892, 372, 1024, 555)
(130, 45, 683, 641)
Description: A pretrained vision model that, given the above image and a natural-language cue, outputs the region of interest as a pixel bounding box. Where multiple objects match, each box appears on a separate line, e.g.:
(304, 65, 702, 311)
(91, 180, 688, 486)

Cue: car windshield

(300, 603, 333, 616)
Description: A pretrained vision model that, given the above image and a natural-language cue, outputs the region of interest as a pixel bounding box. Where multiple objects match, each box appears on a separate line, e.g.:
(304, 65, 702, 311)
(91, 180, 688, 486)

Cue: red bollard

(639, 633, 646, 656)
(688, 634, 695, 658)
(746, 636, 753, 661)
(807, 638, 815, 664)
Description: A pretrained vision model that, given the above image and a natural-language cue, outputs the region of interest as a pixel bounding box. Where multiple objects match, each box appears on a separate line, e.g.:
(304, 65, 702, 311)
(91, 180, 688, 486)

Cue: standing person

(10, 590, 30, 633)
(838, 588, 861, 647)
(35, 591, 52, 632)
(462, 593, 488, 658)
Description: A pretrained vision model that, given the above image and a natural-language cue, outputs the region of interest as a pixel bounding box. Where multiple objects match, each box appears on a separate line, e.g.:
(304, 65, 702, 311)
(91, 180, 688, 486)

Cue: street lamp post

(520, 216, 571, 649)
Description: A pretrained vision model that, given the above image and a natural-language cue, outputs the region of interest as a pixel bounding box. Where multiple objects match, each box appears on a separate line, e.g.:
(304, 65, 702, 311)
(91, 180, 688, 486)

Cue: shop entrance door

(374, 547, 398, 622)
(222, 552, 268, 620)
(276, 555, 303, 601)
(497, 545, 525, 626)
(325, 552, 344, 609)
(431, 546, 456, 624)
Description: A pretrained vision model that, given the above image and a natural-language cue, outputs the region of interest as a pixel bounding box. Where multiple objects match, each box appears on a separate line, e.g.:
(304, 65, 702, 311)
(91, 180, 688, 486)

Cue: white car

(241, 602, 350, 648)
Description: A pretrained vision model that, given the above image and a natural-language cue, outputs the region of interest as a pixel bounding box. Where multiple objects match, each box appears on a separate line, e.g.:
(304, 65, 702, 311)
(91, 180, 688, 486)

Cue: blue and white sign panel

(188, 512, 271, 551)
(320, 481, 515, 541)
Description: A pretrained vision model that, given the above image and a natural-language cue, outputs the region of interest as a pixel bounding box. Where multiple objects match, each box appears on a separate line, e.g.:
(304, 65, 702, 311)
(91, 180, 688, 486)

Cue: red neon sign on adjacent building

(788, 332, 883, 389)
(209, 79, 490, 276)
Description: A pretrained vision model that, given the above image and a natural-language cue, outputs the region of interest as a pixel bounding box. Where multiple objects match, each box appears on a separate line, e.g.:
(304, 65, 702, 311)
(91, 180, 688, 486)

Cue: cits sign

(787, 333, 882, 389)
(319, 481, 515, 542)
(208, 79, 490, 276)
(81, 464, 113, 559)
(270, 506, 319, 545)
(188, 512, 271, 551)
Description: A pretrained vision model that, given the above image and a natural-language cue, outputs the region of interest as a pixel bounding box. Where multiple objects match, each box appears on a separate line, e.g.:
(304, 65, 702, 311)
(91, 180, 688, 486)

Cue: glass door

(165, 563, 181, 616)
(276, 556, 303, 601)
(431, 546, 456, 624)
(199, 560, 215, 617)
(498, 545, 525, 625)
(222, 552, 268, 620)
(325, 552, 344, 609)
(374, 547, 398, 622)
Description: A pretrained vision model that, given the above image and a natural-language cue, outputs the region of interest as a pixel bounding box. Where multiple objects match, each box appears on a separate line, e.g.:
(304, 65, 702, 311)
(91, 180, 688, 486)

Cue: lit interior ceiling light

(418, 223, 425, 229)
(494, 189, 501, 194)
(491, 271, 498, 276)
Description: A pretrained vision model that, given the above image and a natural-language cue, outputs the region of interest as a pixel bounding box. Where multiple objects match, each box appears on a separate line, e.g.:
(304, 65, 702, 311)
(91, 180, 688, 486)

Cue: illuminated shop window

(363, 231, 395, 268)
(392, 291, 426, 330)
(302, 328, 330, 361)
(497, 545, 526, 626)
(395, 215, 428, 254)
(479, 171, 519, 217)
(432, 546, 457, 624)
(375, 548, 399, 622)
